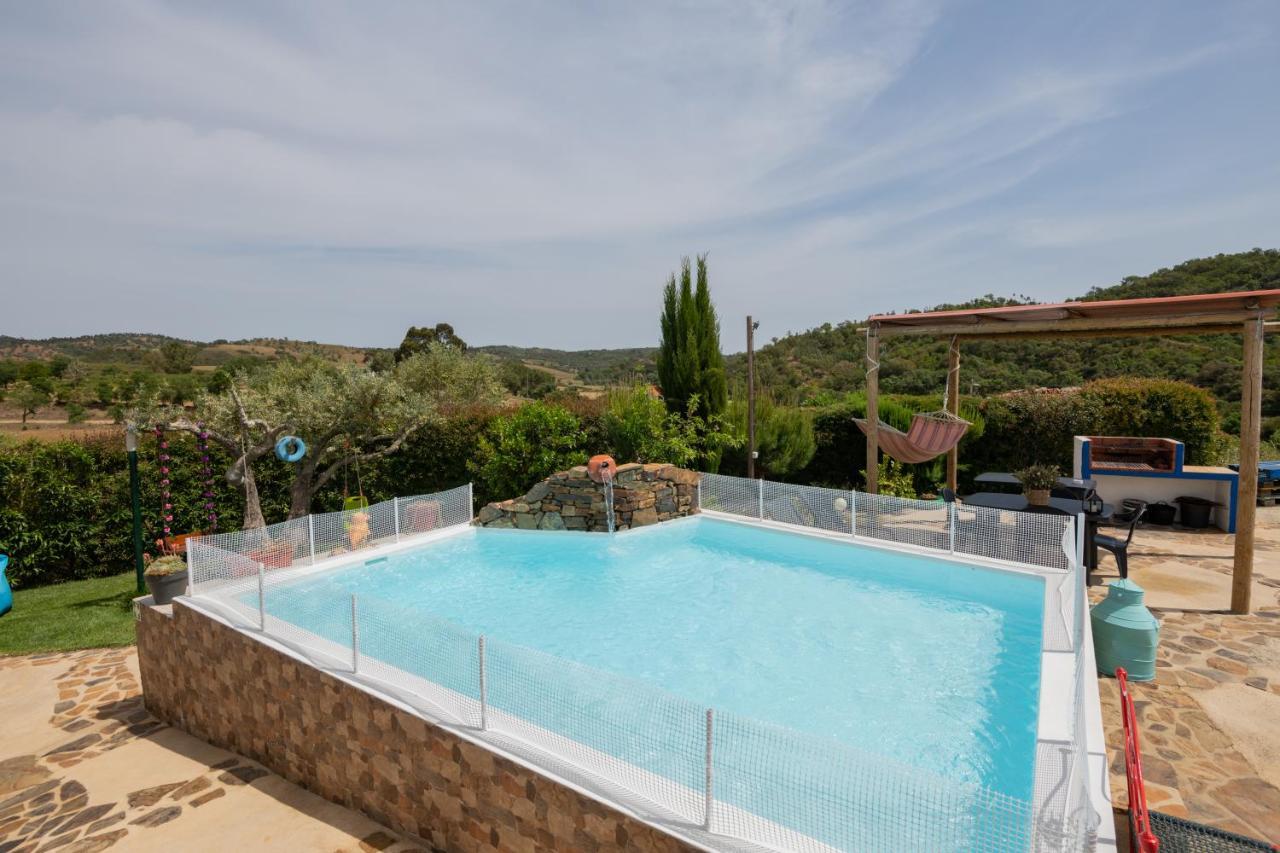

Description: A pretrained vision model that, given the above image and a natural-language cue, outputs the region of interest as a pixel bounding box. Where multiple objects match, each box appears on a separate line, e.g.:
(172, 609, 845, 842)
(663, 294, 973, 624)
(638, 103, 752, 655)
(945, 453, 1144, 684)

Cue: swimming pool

(249, 514, 1046, 849)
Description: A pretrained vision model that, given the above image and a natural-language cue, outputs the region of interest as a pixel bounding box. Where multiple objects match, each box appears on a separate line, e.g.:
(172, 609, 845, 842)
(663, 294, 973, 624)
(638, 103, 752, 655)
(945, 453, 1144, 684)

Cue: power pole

(746, 316, 759, 478)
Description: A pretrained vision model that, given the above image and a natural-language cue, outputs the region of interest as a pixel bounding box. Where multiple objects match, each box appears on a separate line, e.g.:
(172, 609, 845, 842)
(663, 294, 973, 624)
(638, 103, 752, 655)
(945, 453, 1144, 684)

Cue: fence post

(393, 497, 400, 543)
(467, 482, 475, 522)
(257, 562, 266, 631)
(350, 594, 360, 673)
(308, 515, 316, 565)
(478, 635, 488, 731)
(703, 708, 714, 831)
(757, 479, 765, 520)
(850, 489, 858, 537)
(948, 502, 957, 554)
(696, 476, 702, 511)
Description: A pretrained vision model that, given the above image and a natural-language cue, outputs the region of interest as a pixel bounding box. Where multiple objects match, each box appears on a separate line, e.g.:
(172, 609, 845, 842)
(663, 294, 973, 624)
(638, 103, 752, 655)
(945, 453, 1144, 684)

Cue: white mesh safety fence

(184, 477, 1101, 853)
(186, 485, 473, 596)
(700, 473, 1074, 574)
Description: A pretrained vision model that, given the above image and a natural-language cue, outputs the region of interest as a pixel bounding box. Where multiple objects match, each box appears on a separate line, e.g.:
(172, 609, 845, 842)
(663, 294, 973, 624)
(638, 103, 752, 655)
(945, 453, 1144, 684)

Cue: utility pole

(746, 316, 759, 478)
(126, 424, 146, 593)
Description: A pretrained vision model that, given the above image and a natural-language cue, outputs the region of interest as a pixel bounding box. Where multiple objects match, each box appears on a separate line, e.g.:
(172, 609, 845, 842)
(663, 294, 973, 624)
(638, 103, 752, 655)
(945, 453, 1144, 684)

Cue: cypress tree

(655, 254, 727, 417)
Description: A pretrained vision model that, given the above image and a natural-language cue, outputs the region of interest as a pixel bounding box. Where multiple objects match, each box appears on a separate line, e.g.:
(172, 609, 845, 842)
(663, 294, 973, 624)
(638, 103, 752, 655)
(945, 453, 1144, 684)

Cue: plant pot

(145, 569, 189, 605)
(1145, 502, 1176, 525)
(248, 542, 294, 568)
(1026, 489, 1051, 507)
(1175, 496, 1217, 529)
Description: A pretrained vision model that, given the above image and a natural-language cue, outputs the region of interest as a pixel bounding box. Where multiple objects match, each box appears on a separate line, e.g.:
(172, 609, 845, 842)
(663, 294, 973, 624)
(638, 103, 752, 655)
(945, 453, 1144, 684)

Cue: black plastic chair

(941, 487, 957, 503)
(1094, 501, 1146, 579)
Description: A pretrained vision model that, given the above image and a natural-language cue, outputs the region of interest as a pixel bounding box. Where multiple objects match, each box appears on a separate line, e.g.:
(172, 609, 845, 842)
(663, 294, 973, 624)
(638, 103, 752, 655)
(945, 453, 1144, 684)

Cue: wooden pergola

(863, 289, 1280, 614)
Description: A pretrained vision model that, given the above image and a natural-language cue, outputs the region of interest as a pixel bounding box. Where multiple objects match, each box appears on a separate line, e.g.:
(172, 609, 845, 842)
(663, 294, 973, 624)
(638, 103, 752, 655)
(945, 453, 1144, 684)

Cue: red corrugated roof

(869, 288, 1280, 328)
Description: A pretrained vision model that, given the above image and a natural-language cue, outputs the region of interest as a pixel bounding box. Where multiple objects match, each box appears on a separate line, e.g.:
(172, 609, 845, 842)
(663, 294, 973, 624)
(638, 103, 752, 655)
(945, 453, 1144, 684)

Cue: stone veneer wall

(475, 463, 699, 531)
(136, 602, 698, 853)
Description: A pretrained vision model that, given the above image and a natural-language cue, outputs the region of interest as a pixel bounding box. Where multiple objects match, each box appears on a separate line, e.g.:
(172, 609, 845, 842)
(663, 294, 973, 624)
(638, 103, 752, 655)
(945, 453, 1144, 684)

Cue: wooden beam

(874, 310, 1265, 339)
(865, 329, 880, 494)
(946, 338, 960, 492)
(920, 323, 1278, 342)
(1232, 315, 1265, 614)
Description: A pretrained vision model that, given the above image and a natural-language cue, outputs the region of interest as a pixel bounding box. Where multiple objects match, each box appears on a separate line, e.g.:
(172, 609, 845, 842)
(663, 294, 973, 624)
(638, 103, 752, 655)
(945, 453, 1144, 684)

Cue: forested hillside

(727, 249, 1280, 430)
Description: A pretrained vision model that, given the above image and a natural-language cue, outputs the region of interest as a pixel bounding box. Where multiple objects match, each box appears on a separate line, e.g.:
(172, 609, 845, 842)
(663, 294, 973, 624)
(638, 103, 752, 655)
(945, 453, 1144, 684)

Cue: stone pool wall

(474, 462, 699, 531)
(136, 600, 697, 853)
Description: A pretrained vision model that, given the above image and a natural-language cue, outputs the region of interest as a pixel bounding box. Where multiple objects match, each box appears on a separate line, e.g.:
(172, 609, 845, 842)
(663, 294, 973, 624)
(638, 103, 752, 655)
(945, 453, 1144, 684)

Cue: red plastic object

(587, 455, 616, 484)
(1117, 667, 1160, 853)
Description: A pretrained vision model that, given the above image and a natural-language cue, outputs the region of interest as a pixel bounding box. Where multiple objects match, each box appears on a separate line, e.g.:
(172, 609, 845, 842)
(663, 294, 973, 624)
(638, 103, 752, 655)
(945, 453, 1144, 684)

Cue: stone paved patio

(1092, 504, 1280, 846)
(0, 647, 425, 852)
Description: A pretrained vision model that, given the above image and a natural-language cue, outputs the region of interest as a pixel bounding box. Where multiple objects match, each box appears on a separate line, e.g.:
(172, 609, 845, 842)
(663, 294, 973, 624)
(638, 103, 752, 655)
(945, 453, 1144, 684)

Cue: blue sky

(2, 1, 1278, 351)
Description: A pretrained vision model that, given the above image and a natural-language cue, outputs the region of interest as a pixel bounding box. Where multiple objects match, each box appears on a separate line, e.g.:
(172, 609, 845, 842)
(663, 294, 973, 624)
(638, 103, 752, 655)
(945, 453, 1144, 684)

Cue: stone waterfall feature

(474, 463, 700, 532)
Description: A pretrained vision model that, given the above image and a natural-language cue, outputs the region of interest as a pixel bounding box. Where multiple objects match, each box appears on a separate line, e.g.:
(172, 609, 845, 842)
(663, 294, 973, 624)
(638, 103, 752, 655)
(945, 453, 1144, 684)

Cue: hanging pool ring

(275, 435, 307, 463)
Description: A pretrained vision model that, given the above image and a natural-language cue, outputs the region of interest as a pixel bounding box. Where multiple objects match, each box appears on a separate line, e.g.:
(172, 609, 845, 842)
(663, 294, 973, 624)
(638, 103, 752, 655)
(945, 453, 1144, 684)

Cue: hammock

(854, 411, 970, 464)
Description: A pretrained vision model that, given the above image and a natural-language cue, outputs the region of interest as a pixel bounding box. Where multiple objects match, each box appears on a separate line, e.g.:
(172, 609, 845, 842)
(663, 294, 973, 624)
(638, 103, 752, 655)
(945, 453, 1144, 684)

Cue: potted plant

(144, 554, 189, 605)
(1016, 464, 1060, 507)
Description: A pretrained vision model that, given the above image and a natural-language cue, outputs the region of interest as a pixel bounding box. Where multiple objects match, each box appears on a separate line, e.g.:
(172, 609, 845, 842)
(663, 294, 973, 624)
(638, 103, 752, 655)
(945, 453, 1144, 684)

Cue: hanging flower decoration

(197, 421, 217, 533)
(155, 425, 172, 541)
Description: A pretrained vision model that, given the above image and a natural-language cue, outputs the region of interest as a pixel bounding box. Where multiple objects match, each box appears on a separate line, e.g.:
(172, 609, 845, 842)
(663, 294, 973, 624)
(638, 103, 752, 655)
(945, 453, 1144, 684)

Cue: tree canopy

(395, 323, 467, 361)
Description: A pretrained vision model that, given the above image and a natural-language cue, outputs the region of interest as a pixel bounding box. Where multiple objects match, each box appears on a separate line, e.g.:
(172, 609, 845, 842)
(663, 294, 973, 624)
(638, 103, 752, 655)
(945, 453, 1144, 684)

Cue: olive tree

(141, 344, 504, 528)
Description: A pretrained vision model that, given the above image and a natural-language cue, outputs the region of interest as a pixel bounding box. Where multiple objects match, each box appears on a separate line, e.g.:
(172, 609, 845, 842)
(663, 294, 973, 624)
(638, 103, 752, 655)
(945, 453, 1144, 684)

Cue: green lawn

(0, 573, 139, 654)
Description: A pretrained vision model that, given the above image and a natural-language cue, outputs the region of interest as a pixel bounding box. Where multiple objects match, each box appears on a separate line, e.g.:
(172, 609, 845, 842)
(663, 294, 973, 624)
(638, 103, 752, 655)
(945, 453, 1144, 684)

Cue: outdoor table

(973, 472, 1097, 498)
(960, 491, 1113, 570)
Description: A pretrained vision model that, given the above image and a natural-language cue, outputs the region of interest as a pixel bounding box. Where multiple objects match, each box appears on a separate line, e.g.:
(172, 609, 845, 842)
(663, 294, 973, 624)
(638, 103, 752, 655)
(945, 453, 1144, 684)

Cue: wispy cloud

(1, 1, 1277, 348)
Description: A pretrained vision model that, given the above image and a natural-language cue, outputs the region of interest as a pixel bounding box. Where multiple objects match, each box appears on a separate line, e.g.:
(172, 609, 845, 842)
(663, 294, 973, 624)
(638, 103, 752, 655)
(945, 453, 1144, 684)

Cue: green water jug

(1091, 579, 1159, 681)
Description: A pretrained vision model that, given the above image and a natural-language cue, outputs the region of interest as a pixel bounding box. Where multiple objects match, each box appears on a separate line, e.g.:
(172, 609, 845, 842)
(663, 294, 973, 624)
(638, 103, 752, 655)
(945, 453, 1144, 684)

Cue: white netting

(853, 492, 951, 551)
(712, 710, 1033, 853)
(184, 476, 1099, 853)
(761, 481, 853, 533)
(699, 472, 763, 518)
(187, 486, 474, 595)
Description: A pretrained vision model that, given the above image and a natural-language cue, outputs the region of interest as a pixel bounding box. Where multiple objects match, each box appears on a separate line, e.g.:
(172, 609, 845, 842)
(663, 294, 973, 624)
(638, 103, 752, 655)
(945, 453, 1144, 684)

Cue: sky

(2, 1, 1279, 353)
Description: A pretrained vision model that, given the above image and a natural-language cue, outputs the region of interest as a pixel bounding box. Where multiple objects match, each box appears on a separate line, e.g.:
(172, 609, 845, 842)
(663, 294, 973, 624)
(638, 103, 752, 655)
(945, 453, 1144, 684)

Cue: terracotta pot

(1026, 488, 1051, 507)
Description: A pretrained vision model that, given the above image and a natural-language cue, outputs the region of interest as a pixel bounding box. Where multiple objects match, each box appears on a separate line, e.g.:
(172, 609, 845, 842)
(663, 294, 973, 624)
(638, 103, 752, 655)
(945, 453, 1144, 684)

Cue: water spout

(601, 467, 616, 534)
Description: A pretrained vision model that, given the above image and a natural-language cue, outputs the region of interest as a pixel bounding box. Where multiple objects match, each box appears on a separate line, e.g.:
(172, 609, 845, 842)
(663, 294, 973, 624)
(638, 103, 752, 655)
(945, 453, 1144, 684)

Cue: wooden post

(865, 327, 880, 493)
(746, 316, 757, 479)
(1232, 315, 1265, 614)
(946, 337, 960, 492)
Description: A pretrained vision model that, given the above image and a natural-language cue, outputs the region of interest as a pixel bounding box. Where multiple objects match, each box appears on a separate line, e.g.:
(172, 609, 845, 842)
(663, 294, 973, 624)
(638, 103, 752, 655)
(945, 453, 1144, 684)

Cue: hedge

(0, 377, 1224, 587)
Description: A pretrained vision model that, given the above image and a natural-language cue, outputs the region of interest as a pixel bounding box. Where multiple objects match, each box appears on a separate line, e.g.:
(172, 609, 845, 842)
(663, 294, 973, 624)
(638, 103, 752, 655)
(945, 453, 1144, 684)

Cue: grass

(0, 572, 138, 654)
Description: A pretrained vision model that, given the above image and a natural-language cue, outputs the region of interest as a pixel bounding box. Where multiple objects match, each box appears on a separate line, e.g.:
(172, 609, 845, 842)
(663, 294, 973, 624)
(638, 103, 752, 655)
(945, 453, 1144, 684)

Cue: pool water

(263, 517, 1042, 806)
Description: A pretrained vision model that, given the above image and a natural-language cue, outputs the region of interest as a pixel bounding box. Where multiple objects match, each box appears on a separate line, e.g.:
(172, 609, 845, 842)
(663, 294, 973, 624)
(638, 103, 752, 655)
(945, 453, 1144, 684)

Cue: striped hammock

(853, 411, 970, 465)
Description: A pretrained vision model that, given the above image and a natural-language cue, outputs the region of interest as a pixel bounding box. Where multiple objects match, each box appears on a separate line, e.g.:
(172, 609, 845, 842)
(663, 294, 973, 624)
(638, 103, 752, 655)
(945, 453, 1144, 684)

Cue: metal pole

(467, 482, 475, 521)
(478, 635, 488, 731)
(350, 594, 360, 673)
(948, 502, 957, 554)
(703, 708, 714, 831)
(757, 478, 764, 520)
(126, 425, 146, 594)
(257, 562, 266, 630)
(746, 316, 758, 479)
(308, 515, 316, 565)
(393, 496, 400, 543)
(850, 489, 858, 537)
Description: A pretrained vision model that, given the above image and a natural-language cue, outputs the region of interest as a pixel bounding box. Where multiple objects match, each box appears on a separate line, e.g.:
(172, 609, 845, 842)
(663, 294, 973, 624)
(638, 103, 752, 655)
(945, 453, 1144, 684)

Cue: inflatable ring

(275, 435, 307, 463)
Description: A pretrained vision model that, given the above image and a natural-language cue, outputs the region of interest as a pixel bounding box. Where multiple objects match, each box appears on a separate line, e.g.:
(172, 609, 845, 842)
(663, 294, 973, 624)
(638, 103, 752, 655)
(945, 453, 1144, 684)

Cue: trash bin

(1175, 495, 1217, 529)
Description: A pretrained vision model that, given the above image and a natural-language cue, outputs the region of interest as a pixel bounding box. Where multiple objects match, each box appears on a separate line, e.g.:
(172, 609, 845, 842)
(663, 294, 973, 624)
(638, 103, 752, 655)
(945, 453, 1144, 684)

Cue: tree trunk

(241, 463, 266, 530)
(287, 460, 318, 520)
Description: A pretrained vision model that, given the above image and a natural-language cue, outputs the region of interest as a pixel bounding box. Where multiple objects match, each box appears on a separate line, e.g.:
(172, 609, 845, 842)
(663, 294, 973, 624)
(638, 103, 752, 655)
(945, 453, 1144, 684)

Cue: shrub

(469, 403, 587, 500)
(721, 396, 816, 479)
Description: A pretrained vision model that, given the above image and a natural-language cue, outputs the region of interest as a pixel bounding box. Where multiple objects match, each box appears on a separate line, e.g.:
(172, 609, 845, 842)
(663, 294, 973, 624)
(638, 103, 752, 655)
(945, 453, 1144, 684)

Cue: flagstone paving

(0, 647, 426, 852)
(1092, 504, 1280, 846)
